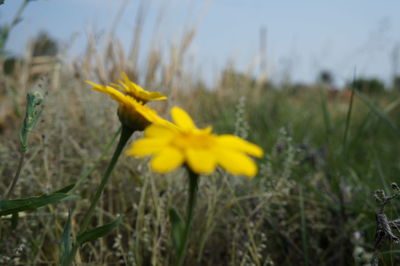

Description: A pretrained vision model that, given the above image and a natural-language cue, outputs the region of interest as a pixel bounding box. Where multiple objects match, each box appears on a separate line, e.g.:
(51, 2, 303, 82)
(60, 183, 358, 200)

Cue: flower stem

(79, 126, 133, 232)
(176, 168, 199, 266)
(63, 126, 134, 266)
(71, 126, 122, 193)
(4, 151, 25, 199)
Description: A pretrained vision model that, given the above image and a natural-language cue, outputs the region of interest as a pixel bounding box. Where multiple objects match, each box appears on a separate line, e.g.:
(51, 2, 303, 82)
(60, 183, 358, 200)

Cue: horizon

(2, 0, 400, 87)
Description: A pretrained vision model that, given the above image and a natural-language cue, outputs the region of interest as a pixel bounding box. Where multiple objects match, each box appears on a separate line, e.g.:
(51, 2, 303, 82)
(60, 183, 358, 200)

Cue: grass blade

(77, 215, 123, 245)
(60, 209, 73, 265)
(355, 91, 400, 134)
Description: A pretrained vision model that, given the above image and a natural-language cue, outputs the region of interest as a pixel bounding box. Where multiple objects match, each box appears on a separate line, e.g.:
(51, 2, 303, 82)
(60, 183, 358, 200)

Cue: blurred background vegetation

(1, 1, 400, 265)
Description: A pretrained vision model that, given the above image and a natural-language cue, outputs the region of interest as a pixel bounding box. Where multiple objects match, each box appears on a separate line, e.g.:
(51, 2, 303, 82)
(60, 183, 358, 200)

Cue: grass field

(1, 2, 400, 266)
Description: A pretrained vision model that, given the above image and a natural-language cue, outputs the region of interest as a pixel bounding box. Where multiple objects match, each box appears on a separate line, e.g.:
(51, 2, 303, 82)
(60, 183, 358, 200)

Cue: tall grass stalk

(342, 75, 356, 151)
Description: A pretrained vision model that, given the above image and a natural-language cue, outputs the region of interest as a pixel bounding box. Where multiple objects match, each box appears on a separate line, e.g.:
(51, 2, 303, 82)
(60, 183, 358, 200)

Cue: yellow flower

(111, 72, 167, 103)
(126, 107, 264, 177)
(87, 74, 167, 104)
(86, 75, 168, 131)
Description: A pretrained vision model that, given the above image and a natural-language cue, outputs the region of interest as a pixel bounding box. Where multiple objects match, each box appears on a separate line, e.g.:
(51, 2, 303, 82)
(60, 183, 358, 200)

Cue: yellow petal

(215, 149, 258, 178)
(217, 135, 264, 157)
(113, 82, 129, 93)
(186, 149, 216, 174)
(147, 91, 167, 100)
(144, 124, 177, 138)
(85, 80, 103, 88)
(122, 72, 139, 90)
(197, 126, 213, 134)
(153, 117, 178, 128)
(86, 80, 128, 104)
(126, 138, 170, 157)
(171, 107, 197, 131)
(129, 103, 157, 122)
(151, 147, 184, 173)
(110, 91, 132, 105)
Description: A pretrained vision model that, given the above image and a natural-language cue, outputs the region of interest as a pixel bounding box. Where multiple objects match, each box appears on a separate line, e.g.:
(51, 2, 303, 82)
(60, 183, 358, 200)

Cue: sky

(2, 0, 400, 87)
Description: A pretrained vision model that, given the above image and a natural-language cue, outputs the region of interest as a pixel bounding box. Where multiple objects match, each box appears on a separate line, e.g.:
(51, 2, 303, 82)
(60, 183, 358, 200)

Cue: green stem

(4, 151, 25, 199)
(11, 0, 30, 28)
(176, 168, 199, 266)
(72, 126, 122, 192)
(0, 0, 30, 51)
(80, 126, 133, 231)
(63, 126, 134, 266)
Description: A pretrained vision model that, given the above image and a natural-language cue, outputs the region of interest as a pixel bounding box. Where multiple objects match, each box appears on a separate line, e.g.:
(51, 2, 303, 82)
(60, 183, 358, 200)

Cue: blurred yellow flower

(87, 73, 166, 103)
(86, 75, 168, 130)
(112, 72, 167, 103)
(126, 107, 263, 177)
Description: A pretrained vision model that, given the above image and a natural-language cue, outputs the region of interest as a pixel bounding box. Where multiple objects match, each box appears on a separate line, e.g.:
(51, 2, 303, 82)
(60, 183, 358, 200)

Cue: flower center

(173, 133, 216, 150)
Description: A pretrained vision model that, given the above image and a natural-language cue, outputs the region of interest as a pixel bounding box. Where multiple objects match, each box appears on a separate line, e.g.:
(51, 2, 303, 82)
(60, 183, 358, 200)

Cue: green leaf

(60, 209, 73, 265)
(55, 184, 75, 194)
(77, 215, 122, 245)
(0, 188, 77, 216)
(0, 1, 4, 5)
(169, 208, 186, 252)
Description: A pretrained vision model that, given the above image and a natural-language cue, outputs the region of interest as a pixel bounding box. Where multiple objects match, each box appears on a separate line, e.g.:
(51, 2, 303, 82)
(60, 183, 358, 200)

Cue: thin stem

(79, 126, 133, 232)
(11, 0, 30, 28)
(63, 126, 134, 266)
(4, 151, 25, 199)
(0, 0, 30, 51)
(186, 169, 199, 224)
(71, 126, 122, 192)
(176, 168, 199, 266)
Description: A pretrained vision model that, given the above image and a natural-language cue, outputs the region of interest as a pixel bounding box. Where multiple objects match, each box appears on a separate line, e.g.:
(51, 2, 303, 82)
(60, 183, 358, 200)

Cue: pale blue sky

(2, 0, 400, 86)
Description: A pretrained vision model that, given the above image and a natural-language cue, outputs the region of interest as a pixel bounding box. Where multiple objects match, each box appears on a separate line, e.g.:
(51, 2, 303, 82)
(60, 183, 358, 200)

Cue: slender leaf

(0, 190, 77, 216)
(55, 184, 75, 194)
(60, 209, 73, 265)
(77, 215, 122, 245)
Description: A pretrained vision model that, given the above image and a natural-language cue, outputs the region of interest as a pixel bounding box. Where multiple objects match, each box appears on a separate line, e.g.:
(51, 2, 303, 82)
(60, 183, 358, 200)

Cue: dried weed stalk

(372, 182, 400, 265)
